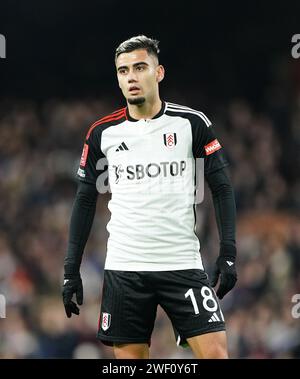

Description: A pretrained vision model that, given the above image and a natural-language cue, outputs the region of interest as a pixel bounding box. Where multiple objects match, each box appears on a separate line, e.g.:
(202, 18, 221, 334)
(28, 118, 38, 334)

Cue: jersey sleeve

(191, 116, 229, 175)
(76, 127, 107, 185)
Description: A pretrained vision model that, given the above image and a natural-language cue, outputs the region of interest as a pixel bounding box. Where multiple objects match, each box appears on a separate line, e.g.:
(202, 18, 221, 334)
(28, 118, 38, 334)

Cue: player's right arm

(62, 126, 104, 318)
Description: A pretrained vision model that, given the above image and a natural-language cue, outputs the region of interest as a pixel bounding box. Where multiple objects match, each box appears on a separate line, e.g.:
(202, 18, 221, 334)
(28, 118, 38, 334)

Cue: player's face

(116, 49, 164, 105)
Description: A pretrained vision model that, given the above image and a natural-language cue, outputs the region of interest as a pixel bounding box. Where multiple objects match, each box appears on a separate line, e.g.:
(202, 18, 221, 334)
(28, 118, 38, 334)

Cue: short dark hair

(115, 35, 160, 62)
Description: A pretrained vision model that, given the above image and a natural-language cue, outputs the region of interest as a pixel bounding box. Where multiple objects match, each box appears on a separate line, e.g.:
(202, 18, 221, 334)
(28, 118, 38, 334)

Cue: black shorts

(97, 269, 226, 347)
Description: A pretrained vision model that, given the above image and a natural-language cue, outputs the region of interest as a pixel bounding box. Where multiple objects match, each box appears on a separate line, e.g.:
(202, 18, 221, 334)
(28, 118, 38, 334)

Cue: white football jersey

(77, 101, 228, 271)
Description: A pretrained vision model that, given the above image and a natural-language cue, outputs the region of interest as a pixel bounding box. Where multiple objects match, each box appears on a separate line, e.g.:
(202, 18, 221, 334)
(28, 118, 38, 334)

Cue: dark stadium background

(0, 0, 300, 358)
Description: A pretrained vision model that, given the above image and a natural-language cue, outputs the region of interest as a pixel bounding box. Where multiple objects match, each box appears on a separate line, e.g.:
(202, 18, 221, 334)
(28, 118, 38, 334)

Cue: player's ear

(116, 76, 122, 89)
(115, 62, 122, 88)
(156, 65, 165, 83)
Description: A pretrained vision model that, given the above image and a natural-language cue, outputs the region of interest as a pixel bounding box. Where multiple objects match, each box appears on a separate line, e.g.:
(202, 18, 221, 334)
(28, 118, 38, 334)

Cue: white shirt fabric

(77, 101, 228, 271)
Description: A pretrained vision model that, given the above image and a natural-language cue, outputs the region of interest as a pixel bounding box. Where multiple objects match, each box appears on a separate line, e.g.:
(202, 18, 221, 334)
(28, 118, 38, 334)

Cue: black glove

(210, 246, 237, 299)
(62, 274, 83, 318)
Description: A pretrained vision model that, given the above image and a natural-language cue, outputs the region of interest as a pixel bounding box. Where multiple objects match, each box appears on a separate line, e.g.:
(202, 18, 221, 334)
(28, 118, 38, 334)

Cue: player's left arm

(192, 114, 237, 299)
(205, 167, 237, 299)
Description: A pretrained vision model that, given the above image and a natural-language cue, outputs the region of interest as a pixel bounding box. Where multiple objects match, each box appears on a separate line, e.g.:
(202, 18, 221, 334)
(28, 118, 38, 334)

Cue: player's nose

(127, 70, 138, 83)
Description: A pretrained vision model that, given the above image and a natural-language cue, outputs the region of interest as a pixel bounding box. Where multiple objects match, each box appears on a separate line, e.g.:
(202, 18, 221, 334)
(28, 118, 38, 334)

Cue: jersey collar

(126, 101, 166, 122)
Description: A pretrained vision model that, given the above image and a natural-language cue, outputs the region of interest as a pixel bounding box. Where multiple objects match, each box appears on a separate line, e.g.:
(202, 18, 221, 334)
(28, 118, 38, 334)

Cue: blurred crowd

(0, 75, 300, 358)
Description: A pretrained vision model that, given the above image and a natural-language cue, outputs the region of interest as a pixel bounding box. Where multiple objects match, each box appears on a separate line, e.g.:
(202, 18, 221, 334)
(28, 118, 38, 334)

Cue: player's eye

(136, 65, 145, 71)
(118, 68, 127, 75)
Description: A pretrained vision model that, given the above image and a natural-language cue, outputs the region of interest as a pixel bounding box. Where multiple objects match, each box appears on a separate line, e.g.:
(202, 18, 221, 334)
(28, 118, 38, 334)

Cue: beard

(127, 96, 146, 105)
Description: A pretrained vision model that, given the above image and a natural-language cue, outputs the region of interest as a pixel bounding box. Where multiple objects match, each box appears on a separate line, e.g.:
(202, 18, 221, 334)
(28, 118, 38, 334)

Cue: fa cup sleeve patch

(80, 143, 89, 167)
(204, 139, 221, 155)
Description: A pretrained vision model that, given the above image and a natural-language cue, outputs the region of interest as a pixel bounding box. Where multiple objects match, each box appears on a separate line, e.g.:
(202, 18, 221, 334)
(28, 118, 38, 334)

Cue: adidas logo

(116, 142, 129, 152)
(208, 312, 221, 323)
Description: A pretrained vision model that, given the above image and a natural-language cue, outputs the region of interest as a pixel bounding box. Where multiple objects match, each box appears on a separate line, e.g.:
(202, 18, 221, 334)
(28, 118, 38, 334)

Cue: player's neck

(127, 98, 162, 120)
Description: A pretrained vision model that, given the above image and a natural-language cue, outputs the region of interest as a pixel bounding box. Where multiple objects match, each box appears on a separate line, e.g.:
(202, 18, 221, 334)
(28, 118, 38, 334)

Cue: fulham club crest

(163, 133, 177, 149)
(101, 312, 111, 331)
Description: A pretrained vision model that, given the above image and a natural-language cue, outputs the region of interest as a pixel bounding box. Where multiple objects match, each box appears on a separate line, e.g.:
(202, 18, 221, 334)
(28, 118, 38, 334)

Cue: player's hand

(210, 256, 237, 299)
(62, 275, 83, 318)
